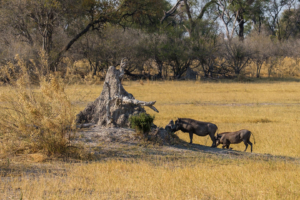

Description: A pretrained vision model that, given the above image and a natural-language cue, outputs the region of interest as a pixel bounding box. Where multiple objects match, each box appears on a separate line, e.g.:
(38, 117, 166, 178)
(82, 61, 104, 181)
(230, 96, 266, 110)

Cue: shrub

(0, 54, 76, 156)
(129, 113, 155, 136)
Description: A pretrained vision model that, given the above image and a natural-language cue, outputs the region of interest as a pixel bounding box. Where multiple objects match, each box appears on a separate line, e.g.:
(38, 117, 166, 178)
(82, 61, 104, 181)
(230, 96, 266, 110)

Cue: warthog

(215, 129, 255, 152)
(173, 118, 218, 147)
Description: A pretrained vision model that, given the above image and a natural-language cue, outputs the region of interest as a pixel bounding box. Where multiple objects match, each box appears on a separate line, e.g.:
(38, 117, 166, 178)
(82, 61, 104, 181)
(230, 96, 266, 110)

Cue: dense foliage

(1, 0, 300, 80)
(129, 113, 155, 135)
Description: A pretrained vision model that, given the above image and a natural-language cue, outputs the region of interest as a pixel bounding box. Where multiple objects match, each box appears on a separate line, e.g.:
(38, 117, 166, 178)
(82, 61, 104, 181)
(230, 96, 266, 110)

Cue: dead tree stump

(76, 59, 159, 128)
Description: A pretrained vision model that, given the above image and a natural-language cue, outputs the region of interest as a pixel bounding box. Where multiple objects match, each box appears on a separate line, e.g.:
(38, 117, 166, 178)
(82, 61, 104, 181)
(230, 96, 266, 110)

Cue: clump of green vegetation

(129, 113, 155, 136)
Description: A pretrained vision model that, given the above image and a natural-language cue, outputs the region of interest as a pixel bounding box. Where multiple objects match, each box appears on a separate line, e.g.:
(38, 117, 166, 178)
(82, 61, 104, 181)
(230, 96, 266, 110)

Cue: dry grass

(0, 55, 76, 156)
(1, 158, 299, 199)
(1, 80, 300, 199)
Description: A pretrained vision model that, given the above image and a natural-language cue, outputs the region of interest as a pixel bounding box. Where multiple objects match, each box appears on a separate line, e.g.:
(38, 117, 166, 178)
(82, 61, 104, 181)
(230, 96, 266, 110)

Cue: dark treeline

(1, 0, 300, 82)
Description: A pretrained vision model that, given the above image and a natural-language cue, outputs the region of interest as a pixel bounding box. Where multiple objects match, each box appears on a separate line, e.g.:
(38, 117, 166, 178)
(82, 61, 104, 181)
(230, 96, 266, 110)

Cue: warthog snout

(215, 134, 223, 146)
(215, 138, 220, 146)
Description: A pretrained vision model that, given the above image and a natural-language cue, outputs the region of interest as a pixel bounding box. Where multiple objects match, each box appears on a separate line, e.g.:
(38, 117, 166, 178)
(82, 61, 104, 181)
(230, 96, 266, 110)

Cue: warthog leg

(222, 144, 230, 149)
(243, 140, 249, 152)
(225, 140, 230, 149)
(222, 139, 230, 149)
(189, 132, 193, 144)
(209, 133, 216, 148)
(248, 141, 253, 152)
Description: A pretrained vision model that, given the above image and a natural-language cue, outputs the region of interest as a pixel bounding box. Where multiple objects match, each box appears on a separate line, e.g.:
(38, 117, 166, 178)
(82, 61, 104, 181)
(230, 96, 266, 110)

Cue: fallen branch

(114, 96, 159, 113)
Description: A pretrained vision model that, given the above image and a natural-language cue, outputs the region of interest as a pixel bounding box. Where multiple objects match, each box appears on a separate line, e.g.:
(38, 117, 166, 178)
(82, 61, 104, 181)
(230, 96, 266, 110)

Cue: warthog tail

(215, 129, 219, 138)
(251, 132, 256, 144)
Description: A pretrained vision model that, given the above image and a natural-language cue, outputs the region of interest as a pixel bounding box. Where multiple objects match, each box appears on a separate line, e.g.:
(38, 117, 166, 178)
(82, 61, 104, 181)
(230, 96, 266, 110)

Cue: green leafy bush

(129, 113, 155, 135)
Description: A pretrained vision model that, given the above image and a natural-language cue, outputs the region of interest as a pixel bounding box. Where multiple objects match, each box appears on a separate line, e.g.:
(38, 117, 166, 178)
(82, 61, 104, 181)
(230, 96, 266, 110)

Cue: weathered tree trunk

(76, 59, 158, 128)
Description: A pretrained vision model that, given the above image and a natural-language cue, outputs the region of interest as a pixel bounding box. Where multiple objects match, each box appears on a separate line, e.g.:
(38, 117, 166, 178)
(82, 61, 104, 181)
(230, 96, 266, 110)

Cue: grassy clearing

(67, 81, 300, 157)
(1, 81, 300, 199)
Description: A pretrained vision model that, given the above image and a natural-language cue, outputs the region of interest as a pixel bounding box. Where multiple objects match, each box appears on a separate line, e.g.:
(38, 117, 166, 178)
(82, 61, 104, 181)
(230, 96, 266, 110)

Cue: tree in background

(277, 6, 300, 40)
(0, 0, 170, 71)
(190, 20, 220, 77)
(264, 0, 299, 41)
(222, 38, 254, 75)
(161, 0, 218, 36)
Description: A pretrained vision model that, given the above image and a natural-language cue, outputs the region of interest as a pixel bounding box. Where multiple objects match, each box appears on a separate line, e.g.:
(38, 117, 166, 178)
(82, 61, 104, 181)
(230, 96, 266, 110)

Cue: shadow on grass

(84, 139, 300, 165)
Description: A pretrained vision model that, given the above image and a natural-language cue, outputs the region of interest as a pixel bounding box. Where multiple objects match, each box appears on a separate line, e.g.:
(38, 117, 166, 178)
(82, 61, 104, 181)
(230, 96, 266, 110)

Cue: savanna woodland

(1, 0, 300, 199)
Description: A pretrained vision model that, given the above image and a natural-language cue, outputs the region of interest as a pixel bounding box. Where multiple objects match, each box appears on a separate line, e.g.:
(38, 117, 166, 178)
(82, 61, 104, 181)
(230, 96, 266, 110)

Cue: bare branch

(114, 96, 159, 113)
(160, 0, 184, 23)
(197, 0, 217, 20)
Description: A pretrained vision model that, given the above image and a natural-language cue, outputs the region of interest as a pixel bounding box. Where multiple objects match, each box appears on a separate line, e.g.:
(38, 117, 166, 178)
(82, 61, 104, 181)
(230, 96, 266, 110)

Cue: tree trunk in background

(237, 15, 245, 41)
(155, 56, 163, 79)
